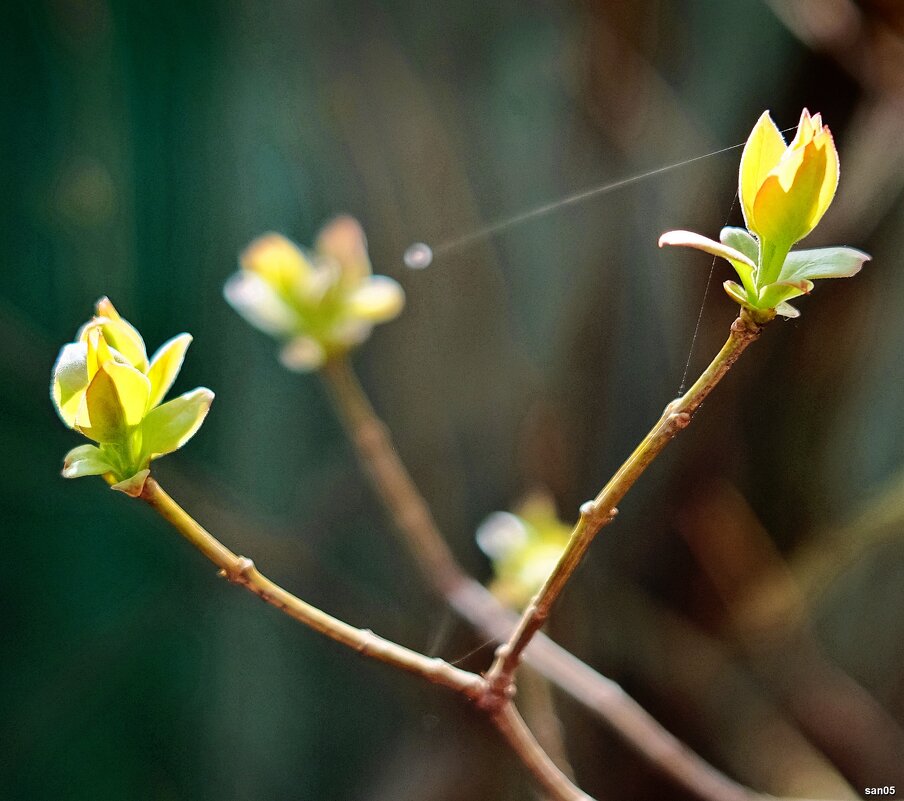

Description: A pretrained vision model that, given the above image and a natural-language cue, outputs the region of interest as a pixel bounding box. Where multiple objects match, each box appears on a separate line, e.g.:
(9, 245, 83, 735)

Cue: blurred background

(3, 0, 904, 798)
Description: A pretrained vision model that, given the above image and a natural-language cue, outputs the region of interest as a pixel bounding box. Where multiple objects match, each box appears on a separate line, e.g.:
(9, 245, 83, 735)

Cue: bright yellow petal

(811, 127, 839, 227)
(103, 361, 151, 426)
(771, 144, 806, 192)
(753, 138, 829, 244)
(85, 327, 115, 378)
(79, 367, 127, 441)
(787, 108, 815, 151)
(739, 111, 787, 233)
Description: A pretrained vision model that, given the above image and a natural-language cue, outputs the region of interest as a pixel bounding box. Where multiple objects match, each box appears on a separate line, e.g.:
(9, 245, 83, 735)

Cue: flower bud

(659, 109, 868, 318)
(739, 109, 838, 248)
(51, 298, 214, 494)
(476, 493, 572, 609)
(225, 216, 405, 371)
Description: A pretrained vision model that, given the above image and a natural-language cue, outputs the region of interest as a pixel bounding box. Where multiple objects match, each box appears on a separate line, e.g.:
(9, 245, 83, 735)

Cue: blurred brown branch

(677, 480, 904, 787)
(321, 352, 813, 801)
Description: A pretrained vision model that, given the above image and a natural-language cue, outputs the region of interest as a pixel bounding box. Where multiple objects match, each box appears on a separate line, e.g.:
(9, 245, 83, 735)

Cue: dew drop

(403, 242, 433, 270)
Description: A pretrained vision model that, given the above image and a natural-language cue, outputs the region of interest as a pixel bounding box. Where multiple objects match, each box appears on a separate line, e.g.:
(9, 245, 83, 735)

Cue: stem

(138, 476, 485, 701)
(519, 665, 576, 779)
(136, 476, 595, 801)
(320, 357, 469, 598)
(485, 311, 767, 698)
(491, 703, 592, 801)
(321, 350, 770, 801)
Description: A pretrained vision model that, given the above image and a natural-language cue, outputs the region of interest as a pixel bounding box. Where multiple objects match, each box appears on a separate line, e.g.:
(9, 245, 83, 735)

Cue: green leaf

(140, 388, 214, 459)
(720, 227, 759, 264)
(722, 280, 750, 307)
(61, 444, 112, 478)
(758, 279, 814, 310)
(778, 246, 870, 283)
(146, 333, 192, 409)
(660, 230, 757, 295)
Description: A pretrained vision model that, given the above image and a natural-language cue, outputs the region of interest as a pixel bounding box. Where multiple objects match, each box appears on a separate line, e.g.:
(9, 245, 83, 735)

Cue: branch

(484, 311, 766, 698)
(135, 476, 594, 801)
(137, 476, 484, 700)
(320, 336, 772, 801)
(491, 703, 592, 801)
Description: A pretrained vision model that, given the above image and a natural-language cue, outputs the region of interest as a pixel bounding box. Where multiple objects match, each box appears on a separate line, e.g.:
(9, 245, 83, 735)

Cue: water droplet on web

(403, 242, 433, 270)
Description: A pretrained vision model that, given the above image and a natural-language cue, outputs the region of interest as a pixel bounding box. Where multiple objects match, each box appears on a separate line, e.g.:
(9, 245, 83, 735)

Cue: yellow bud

(739, 109, 839, 246)
(226, 217, 405, 370)
(52, 300, 211, 485)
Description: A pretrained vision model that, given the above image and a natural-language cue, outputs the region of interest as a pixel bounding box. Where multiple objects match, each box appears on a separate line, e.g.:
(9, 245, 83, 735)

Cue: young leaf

(779, 246, 870, 283)
(52, 343, 89, 427)
(719, 227, 759, 264)
(140, 388, 214, 458)
(660, 230, 757, 294)
(146, 333, 192, 409)
(62, 444, 113, 478)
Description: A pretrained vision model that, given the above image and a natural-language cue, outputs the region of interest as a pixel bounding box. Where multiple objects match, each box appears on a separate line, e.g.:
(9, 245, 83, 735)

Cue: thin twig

(136, 476, 595, 801)
(519, 665, 576, 780)
(320, 330, 773, 801)
(491, 703, 593, 801)
(137, 476, 485, 700)
(484, 311, 767, 701)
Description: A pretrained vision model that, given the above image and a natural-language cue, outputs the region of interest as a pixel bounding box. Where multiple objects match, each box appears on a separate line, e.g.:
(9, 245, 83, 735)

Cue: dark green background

(3, 1, 903, 799)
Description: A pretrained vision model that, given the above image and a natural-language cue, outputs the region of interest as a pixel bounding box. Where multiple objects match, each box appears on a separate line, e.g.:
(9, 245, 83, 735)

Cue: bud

(476, 493, 572, 609)
(225, 216, 405, 371)
(740, 109, 838, 249)
(659, 109, 869, 318)
(51, 298, 214, 495)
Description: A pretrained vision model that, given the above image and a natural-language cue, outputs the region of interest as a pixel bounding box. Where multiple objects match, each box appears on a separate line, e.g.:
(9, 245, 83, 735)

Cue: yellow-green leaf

(778, 246, 869, 283)
(78, 366, 128, 441)
(659, 230, 756, 295)
(61, 444, 112, 478)
(140, 388, 214, 458)
(104, 362, 151, 426)
(146, 333, 192, 409)
(51, 343, 89, 427)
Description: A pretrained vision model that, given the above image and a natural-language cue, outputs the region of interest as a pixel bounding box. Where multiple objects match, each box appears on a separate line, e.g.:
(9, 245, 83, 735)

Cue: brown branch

(491, 702, 592, 801)
(136, 475, 594, 801)
(138, 476, 485, 699)
(320, 345, 776, 801)
(484, 312, 767, 700)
